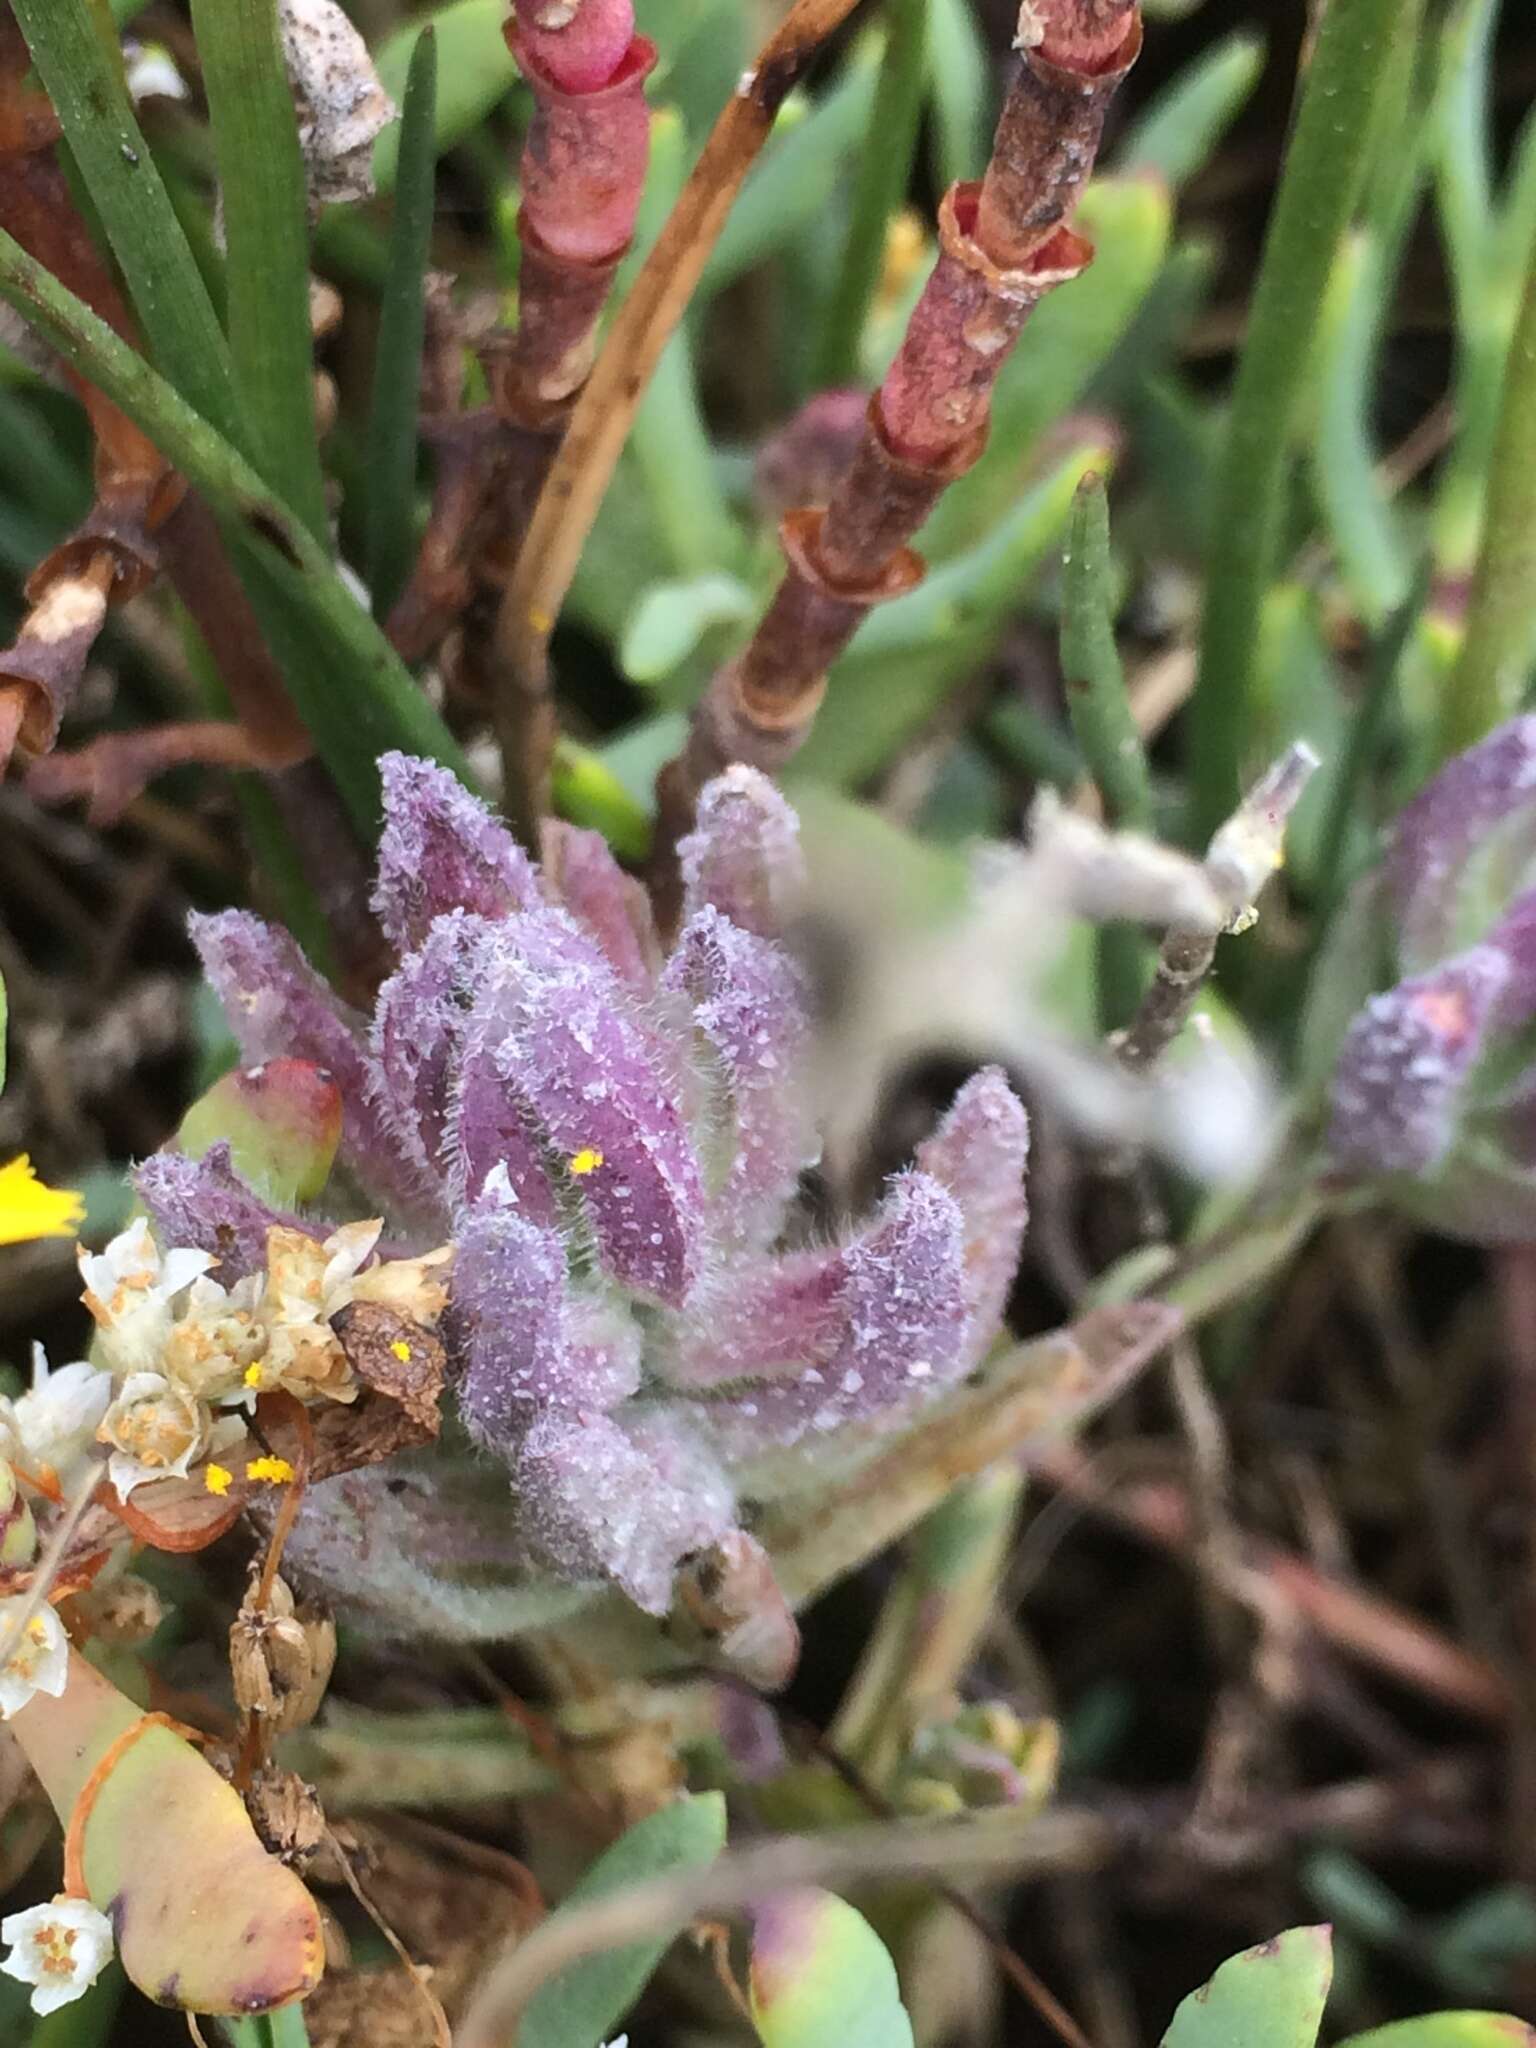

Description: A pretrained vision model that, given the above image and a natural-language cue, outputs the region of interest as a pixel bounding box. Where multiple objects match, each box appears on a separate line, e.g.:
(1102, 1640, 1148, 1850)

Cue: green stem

(1189, 0, 1406, 842)
(814, 0, 928, 385)
(1440, 242, 1536, 756)
(0, 224, 473, 831)
(190, 0, 330, 543)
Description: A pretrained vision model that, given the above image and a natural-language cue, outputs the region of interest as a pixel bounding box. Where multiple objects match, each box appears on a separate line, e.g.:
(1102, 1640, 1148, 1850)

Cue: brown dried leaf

(331, 1301, 446, 1435)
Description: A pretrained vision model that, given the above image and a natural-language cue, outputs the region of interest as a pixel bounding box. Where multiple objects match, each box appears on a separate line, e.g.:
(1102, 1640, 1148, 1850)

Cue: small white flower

(1, 1895, 114, 2014)
(0, 1346, 111, 1486)
(79, 1220, 215, 1379)
(98, 1372, 220, 1499)
(0, 1599, 68, 1718)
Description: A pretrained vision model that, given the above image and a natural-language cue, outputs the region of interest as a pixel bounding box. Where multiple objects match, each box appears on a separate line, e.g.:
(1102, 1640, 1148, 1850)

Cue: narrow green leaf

(1161, 1928, 1333, 2048)
(0, 223, 474, 832)
(1061, 475, 1150, 830)
(701, 48, 879, 298)
(368, 26, 439, 619)
(1190, 0, 1408, 840)
(625, 109, 739, 576)
(925, 0, 988, 189)
(750, 1890, 914, 2048)
(1312, 231, 1413, 627)
(10, 0, 235, 436)
(1061, 473, 1152, 1027)
(1441, 233, 1536, 757)
(372, 0, 519, 193)
(190, 0, 329, 543)
(520, 1792, 727, 2048)
(1118, 33, 1264, 189)
(815, 0, 929, 385)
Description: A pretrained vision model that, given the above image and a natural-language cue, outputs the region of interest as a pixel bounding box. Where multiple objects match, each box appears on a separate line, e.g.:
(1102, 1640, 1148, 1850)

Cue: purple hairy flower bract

(147, 756, 1032, 1654)
(1326, 716, 1536, 1242)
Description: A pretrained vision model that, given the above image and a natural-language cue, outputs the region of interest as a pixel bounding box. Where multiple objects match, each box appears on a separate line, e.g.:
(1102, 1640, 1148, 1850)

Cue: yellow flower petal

(0, 1157, 85, 1247)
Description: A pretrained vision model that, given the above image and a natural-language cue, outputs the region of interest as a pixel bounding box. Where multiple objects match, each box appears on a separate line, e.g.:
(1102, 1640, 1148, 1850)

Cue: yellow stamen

(0, 1156, 84, 1247)
(204, 1464, 233, 1497)
(390, 1339, 412, 1363)
(245, 1455, 295, 1486)
(569, 1147, 605, 1178)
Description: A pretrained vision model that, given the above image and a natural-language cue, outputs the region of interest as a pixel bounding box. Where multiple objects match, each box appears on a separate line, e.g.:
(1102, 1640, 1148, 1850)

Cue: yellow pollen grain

(569, 1147, 605, 1178)
(529, 606, 554, 635)
(244, 1362, 265, 1388)
(204, 1464, 233, 1497)
(246, 1455, 295, 1486)
(390, 1339, 412, 1363)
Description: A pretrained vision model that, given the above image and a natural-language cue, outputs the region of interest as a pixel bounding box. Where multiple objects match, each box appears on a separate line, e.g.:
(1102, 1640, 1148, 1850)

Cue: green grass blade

(925, 0, 989, 188)
(0, 223, 473, 831)
(1441, 241, 1536, 757)
(189, 0, 330, 543)
(367, 25, 439, 619)
(372, 0, 519, 194)
(11, 0, 235, 435)
(814, 0, 928, 385)
(1189, 0, 1407, 841)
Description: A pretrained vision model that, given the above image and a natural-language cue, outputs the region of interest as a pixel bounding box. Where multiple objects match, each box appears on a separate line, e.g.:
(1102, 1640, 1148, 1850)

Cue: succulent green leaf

(1339, 2018, 1536, 2048)
(1161, 1927, 1334, 2048)
(749, 1888, 914, 2048)
(9, 1649, 322, 2014)
(520, 1792, 727, 2048)
(176, 1059, 343, 1206)
(621, 575, 756, 683)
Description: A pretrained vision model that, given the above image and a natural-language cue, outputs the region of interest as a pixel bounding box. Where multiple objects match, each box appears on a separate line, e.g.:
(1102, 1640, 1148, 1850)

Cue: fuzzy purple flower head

(140, 758, 1030, 1674)
(1326, 715, 1536, 1241)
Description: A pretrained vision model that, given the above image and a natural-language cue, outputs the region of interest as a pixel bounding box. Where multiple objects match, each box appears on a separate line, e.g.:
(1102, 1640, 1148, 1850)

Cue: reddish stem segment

(654, 0, 1140, 913)
(388, 0, 655, 781)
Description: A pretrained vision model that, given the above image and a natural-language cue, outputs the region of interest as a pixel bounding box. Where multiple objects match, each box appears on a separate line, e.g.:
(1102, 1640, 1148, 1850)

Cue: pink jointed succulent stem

(653, 0, 1141, 910)
(496, 1, 655, 418)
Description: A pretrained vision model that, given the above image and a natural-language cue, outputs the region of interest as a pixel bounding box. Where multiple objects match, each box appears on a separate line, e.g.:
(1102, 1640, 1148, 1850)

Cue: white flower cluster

(63, 1217, 448, 1502)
